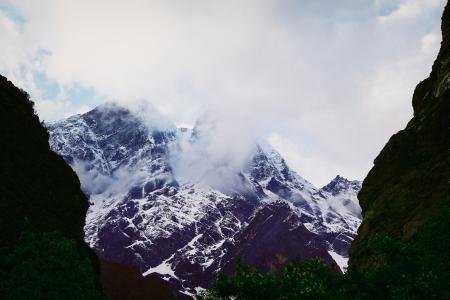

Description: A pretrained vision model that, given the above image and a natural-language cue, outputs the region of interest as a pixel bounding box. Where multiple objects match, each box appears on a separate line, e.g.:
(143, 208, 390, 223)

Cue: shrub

(0, 231, 106, 300)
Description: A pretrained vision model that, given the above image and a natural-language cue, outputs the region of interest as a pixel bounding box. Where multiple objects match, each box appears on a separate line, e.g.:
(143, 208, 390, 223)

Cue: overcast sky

(0, 0, 446, 186)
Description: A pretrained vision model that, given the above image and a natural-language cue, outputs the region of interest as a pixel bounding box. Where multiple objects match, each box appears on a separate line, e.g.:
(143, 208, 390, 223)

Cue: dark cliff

(0, 75, 104, 298)
(349, 3, 450, 270)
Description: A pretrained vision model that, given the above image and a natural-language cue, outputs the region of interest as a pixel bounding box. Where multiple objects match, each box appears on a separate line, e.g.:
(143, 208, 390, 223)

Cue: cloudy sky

(0, 0, 446, 186)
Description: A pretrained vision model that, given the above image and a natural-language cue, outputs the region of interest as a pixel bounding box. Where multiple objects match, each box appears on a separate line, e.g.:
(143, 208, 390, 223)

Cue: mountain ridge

(48, 103, 362, 295)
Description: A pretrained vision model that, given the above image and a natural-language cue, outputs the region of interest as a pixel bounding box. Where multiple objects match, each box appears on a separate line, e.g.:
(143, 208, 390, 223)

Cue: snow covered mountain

(47, 103, 362, 296)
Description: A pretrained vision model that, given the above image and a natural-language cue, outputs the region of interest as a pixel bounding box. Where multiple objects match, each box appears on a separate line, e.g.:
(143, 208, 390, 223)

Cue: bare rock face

(48, 103, 361, 296)
(220, 200, 340, 274)
(349, 3, 450, 271)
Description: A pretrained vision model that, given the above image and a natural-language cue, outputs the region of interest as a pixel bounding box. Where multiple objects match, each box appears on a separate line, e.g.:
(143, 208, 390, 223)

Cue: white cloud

(378, 0, 443, 23)
(35, 99, 90, 122)
(422, 32, 441, 54)
(0, 0, 446, 186)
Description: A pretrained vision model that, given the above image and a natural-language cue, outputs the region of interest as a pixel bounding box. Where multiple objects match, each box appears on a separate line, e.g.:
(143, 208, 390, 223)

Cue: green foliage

(198, 260, 339, 300)
(350, 206, 450, 300)
(281, 259, 340, 299)
(200, 261, 279, 300)
(200, 208, 450, 300)
(0, 231, 106, 300)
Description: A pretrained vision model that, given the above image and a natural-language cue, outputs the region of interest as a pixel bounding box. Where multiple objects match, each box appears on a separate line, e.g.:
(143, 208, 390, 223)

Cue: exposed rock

(48, 103, 362, 294)
(349, 3, 450, 270)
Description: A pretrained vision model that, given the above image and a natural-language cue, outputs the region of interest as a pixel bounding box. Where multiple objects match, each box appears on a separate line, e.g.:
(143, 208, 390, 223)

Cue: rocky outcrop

(0, 75, 103, 297)
(349, 2, 450, 270)
(0, 75, 88, 248)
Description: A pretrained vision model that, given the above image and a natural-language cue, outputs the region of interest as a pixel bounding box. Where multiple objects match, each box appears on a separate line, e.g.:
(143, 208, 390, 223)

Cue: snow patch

(328, 250, 348, 273)
(143, 254, 178, 279)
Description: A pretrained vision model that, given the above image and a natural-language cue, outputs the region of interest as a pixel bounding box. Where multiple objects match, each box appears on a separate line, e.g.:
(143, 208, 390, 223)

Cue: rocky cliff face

(0, 75, 88, 247)
(349, 3, 450, 270)
(0, 75, 103, 297)
(48, 103, 362, 296)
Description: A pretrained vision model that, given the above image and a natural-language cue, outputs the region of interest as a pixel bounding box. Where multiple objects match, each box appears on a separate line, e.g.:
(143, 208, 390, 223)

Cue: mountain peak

(47, 105, 363, 295)
(82, 102, 176, 132)
(321, 175, 361, 196)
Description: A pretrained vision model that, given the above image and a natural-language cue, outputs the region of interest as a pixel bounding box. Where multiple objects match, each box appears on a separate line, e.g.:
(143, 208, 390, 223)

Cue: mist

(0, 0, 445, 185)
(169, 112, 260, 193)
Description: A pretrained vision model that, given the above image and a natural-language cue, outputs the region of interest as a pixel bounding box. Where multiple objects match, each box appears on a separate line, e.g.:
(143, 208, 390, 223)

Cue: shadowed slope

(0, 75, 104, 298)
(349, 2, 450, 270)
